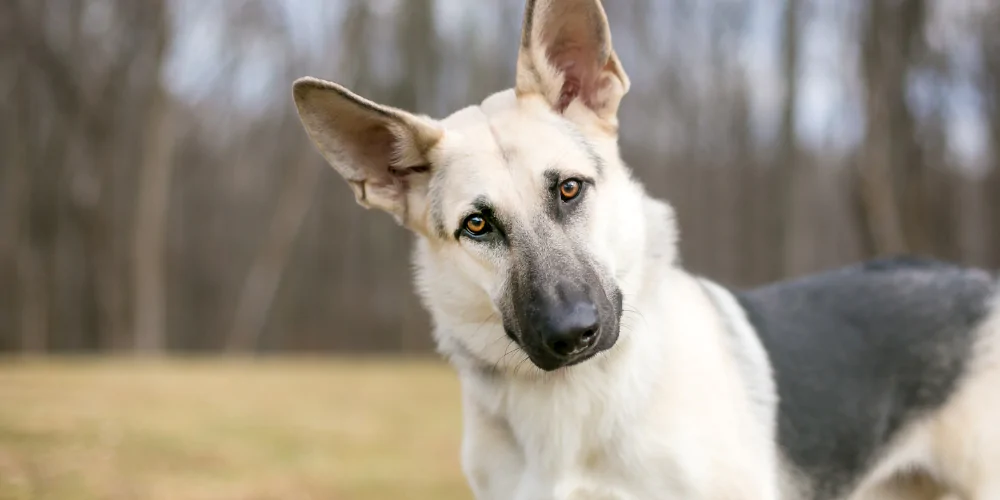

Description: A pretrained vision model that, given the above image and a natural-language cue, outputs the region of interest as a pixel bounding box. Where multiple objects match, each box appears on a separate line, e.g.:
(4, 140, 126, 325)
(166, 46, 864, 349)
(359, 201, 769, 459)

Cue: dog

(290, 0, 1000, 498)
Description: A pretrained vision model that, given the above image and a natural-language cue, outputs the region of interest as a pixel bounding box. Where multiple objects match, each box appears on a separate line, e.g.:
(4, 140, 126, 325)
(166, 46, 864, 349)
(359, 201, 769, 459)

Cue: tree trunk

(777, 0, 800, 276)
(8, 74, 50, 354)
(857, 0, 926, 257)
(988, 134, 1000, 269)
(225, 151, 321, 352)
(984, 7, 1000, 269)
(133, 84, 175, 354)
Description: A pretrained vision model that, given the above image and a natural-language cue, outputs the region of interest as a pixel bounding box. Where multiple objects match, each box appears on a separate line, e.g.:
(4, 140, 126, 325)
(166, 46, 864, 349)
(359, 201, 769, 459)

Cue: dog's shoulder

(728, 256, 998, 497)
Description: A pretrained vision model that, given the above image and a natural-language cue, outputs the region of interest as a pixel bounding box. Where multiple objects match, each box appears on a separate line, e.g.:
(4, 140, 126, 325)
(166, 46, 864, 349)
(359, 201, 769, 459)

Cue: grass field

(0, 358, 471, 500)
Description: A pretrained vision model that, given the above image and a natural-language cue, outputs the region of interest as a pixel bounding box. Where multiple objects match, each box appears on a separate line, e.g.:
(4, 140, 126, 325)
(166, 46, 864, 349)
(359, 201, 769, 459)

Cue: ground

(0, 357, 470, 500)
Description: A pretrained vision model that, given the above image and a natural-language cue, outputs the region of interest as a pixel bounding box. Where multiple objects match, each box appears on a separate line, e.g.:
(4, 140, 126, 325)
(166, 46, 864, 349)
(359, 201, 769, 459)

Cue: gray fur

(734, 256, 998, 499)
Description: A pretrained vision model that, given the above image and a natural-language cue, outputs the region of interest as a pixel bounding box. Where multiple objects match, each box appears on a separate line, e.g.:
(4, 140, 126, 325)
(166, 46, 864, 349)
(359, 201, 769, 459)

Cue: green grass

(0, 357, 471, 500)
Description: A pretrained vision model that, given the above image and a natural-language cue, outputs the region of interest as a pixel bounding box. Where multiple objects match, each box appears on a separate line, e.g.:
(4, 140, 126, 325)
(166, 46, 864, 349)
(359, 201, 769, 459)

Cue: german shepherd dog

(291, 1, 1000, 498)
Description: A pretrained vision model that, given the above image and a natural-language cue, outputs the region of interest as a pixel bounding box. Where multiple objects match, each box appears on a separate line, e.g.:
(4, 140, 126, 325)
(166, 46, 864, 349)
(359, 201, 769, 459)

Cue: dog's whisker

(492, 339, 519, 375)
(513, 353, 531, 378)
(474, 313, 501, 341)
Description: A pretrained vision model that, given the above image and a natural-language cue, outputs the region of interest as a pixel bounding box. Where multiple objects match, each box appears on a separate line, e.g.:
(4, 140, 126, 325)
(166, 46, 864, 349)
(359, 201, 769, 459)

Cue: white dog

(291, 1, 1000, 498)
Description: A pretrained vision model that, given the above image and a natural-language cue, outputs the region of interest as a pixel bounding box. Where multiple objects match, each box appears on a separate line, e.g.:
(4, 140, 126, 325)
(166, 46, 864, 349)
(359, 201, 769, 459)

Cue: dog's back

(735, 257, 1000, 499)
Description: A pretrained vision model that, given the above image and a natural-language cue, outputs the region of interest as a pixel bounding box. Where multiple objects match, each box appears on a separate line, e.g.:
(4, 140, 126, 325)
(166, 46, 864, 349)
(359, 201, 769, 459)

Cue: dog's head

(293, 0, 673, 374)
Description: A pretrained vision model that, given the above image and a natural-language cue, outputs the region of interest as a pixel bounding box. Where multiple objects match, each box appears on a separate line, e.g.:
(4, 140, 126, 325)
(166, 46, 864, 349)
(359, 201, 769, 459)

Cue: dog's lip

(530, 348, 601, 372)
(560, 349, 601, 368)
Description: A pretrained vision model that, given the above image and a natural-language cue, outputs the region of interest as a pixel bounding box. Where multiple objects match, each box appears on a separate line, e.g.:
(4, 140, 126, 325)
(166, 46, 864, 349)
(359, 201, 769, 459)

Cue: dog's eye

(463, 214, 491, 237)
(559, 179, 583, 202)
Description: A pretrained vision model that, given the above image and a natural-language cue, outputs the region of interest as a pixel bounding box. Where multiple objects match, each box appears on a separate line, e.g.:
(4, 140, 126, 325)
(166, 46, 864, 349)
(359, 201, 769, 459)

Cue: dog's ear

(515, 0, 630, 129)
(292, 77, 443, 228)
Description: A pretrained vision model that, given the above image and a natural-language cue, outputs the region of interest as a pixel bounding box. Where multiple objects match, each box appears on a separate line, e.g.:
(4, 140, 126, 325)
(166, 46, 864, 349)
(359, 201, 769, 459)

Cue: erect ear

(292, 77, 443, 229)
(515, 0, 630, 129)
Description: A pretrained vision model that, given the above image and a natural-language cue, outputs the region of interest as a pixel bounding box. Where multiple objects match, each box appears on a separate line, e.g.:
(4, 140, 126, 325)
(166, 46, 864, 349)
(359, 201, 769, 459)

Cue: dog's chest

(504, 391, 636, 498)
(485, 369, 689, 499)
(507, 382, 610, 464)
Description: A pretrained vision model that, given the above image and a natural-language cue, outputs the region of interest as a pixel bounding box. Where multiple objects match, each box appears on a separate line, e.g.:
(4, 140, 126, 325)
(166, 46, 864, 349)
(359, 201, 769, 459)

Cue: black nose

(542, 300, 600, 358)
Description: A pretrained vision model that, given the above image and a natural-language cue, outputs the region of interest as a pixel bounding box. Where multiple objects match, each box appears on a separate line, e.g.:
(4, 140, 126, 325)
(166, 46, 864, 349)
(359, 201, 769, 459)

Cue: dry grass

(0, 357, 471, 500)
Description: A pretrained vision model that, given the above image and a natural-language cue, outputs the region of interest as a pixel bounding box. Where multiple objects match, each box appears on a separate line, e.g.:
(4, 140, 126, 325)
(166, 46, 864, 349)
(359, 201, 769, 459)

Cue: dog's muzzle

(517, 281, 619, 371)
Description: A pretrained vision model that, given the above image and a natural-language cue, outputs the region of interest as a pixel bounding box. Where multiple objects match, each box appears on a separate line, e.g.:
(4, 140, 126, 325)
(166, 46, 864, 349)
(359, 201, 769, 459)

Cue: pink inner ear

(549, 42, 604, 113)
(556, 75, 581, 113)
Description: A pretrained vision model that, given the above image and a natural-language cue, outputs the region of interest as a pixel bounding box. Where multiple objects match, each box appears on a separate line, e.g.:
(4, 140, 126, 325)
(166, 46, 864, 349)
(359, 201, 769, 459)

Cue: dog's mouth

(530, 342, 608, 371)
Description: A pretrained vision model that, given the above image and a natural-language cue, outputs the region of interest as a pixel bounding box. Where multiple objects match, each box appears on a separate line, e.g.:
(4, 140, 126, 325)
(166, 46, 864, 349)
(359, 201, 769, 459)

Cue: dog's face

(412, 93, 641, 373)
(294, 0, 662, 373)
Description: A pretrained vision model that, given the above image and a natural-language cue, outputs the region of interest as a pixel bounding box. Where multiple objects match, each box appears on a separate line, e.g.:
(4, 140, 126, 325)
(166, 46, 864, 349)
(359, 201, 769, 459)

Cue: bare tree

(983, 4, 1000, 268)
(5, 65, 49, 354)
(856, 0, 927, 257)
(777, 0, 800, 275)
(225, 131, 320, 353)
(226, 1, 368, 352)
(133, 2, 174, 353)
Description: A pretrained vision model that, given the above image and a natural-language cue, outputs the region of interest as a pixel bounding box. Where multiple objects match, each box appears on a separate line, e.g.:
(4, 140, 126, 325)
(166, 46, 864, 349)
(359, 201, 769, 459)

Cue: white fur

(413, 152, 782, 498)
(452, 267, 781, 500)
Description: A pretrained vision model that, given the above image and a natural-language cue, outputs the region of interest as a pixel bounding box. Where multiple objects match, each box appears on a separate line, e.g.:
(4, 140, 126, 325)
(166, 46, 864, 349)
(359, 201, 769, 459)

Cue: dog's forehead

(441, 90, 599, 168)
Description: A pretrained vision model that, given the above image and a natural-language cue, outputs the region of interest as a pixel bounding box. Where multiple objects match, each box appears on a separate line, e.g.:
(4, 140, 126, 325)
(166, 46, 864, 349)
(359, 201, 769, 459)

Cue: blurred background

(0, 0, 998, 498)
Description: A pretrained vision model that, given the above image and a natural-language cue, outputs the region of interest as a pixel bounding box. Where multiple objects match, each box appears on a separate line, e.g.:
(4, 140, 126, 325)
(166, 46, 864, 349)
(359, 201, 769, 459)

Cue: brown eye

(463, 214, 490, 236)
(559, 179, 582, 201)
